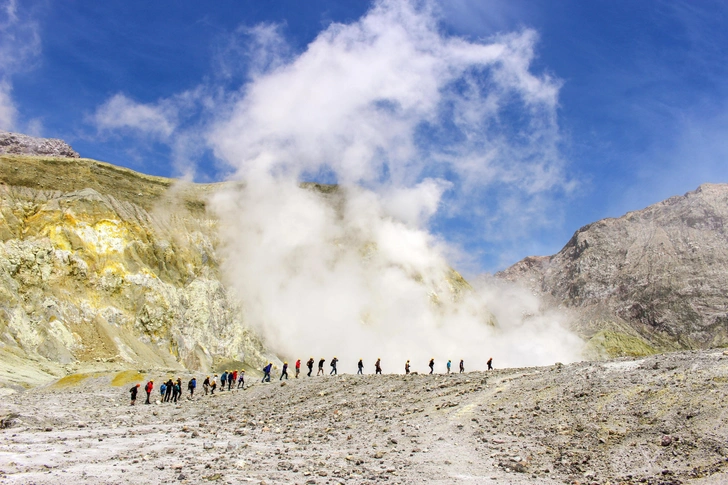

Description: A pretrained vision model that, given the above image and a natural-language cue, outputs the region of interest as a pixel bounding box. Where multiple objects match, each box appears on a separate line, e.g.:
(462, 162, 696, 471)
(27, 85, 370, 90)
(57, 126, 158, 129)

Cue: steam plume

(207, 0, 582, 370)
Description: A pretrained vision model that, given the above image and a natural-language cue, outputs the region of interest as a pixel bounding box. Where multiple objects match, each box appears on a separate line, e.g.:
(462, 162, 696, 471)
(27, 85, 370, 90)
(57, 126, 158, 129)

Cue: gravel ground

(1, 349, 728, 485)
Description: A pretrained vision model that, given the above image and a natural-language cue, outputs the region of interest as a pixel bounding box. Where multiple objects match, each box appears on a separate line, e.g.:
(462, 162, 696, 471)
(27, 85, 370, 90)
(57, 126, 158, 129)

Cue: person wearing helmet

(317, 358, 325, 376)
(164, 378, 174, 402)
(447, 360, 451, 374)
(231, 370, 238, 390)
(237, 370, 245, 389)
(329, 357, 338, 375)
(203, 376, 210, 395)
(429, 358, 435, 374)
(405, 360, 410, 374)
(375, 358, 382, 375)
(144, 380, 154, 404)
(220, 371, 227, 392)
(130, 383, 140, 405)
(295, 359, 301, 378)
(280, 362, 289, 380)
(188, 377, 197, 398)
(357, 358, 364, 375)
(262, 362, 273, 382)
(211, 374, 218, 394)
(307, 358, 314, 377)
(459, 359, 465, 373)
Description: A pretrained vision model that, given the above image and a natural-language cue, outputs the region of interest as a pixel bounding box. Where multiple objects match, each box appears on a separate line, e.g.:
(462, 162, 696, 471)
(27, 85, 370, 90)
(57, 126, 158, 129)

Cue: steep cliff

(0, 153, 270, 388)
(500, 184, 728, 357)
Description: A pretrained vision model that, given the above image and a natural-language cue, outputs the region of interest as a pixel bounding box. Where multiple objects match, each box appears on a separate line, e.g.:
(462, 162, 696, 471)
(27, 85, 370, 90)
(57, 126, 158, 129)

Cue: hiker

(487, 357, 493, 371)
(447, 360, 451, 374)
(144, 380, 153, 404)
(238, 370, 245, 389)
(330, 357, 338, 375)
(459, 359, 464, 373)
(429, 358, 435, 374)
(160, 381, 167, 399)
(172, 378, 182, 403)
(211, 374, 218, 394)
(164, 378, 174, 402)
(220, 371, 227, 391)
(405, 360, 410, 374)
(357, 359, 364, 375)
(203, 376, 210, 395)
(307, 358, 314, 377)
(231, 370, 238, 390)
(375, 358, 382, 375)
(262, 362, 273, 382)
(280, 362, 289, 380)
(188, 377, 196, 398)
(295, 359, 301, 378)
(317, 358, 325, 376)
(130, 383, 140, 405)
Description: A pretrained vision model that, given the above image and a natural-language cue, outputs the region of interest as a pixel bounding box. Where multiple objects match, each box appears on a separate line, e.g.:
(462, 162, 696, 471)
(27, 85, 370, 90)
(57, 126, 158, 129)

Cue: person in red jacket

(295, 359, 301, 378)
(144, 380, 154, 404)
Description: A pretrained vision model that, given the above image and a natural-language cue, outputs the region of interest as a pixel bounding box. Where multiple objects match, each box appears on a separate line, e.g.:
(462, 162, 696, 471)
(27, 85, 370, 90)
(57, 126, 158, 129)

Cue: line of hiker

(128, 357, 495, 404)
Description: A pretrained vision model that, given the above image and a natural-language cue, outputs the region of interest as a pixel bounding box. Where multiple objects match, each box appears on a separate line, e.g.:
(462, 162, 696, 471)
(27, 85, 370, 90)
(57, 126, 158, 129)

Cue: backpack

(160, 384, 166, 395)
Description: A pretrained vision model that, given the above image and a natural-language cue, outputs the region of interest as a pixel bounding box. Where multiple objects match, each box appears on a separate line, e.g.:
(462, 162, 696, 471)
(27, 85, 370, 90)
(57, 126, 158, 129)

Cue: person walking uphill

(487, 357, 493, 371)
(280, 362, 289, 380)
(295, 359, 301, 378)
(130, 384, 140, 406)
(447, 360, 451, 374)
(164, 378, 173, 402)
(238, 370, 245, 389)
(188, 377, 196, 398)
(231, 370, 237, 390)
(429, 358, 435, 374)
(357, 359, 364, 375)
(375, 358, 382, 375)
(262, 362, 273, 382)
(144, 380, 153, 404)
(330, 357, 338, 375)
(405, 360, 410, 374)
(307, 358, 314, 377)
(317, 358, 325, 376)
(220, 371, 227, 392)
(203, 376, 210, 395)
(459, 359, 465, 373)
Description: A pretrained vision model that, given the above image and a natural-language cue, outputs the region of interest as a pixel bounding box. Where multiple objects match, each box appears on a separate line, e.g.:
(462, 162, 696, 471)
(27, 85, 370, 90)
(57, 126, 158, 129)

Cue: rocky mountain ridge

(500, 183, 728, 357)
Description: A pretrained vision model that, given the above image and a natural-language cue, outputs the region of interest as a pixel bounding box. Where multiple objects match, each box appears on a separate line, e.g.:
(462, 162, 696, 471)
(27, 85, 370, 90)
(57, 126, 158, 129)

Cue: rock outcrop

(499, 183, 728, 357)
(0, 154, 269, 388)
(0, 131, 79, 158)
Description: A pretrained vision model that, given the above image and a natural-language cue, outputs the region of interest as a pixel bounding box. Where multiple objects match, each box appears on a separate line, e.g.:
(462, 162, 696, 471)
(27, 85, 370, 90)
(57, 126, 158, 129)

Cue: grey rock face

(500, 183, 728, 355)
(0, 131, 80, 158)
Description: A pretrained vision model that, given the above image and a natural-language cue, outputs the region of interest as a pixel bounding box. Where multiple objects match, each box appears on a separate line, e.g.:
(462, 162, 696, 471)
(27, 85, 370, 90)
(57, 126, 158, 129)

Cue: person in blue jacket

(262, 362, 272, 382)
(220, 371, 228, 391)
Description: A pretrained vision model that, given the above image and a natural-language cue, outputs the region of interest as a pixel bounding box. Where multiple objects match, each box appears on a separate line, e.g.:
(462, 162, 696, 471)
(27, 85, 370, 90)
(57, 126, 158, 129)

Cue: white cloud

(0, 0, 41, 132)
(0, 79, 16, 130)
(92, 93, 178, 139)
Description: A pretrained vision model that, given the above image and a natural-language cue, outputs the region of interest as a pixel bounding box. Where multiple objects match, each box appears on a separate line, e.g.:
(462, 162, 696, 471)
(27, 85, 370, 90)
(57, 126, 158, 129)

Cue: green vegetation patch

(585, 330, 657, 358)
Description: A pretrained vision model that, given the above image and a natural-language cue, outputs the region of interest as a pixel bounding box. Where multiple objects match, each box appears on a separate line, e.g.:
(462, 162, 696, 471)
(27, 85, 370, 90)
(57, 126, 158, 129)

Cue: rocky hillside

(0, 152, 275, 389)
(0, 131, 79, 158)
(500, 184, 728, 357)
(2, 349, 727, 484)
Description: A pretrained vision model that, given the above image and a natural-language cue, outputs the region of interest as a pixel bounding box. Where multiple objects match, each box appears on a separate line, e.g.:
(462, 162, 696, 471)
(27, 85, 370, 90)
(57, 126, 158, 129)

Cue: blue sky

(1, 0, 727, 273)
